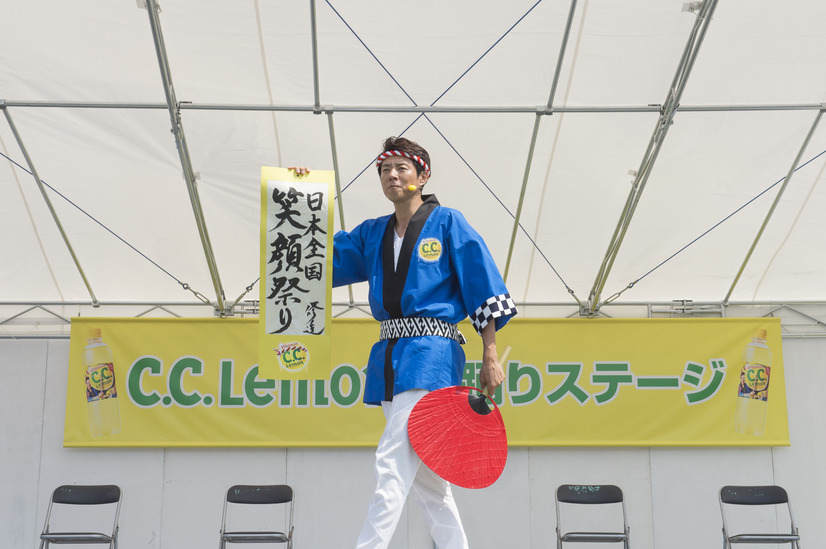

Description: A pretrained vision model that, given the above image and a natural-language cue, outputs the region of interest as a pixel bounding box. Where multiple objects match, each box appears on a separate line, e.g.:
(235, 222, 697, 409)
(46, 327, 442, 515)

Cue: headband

(376, 150, 431, 177)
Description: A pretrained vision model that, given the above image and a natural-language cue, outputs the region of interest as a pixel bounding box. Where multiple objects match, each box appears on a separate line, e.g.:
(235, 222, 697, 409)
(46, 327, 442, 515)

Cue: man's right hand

(287, 166, 311, 176)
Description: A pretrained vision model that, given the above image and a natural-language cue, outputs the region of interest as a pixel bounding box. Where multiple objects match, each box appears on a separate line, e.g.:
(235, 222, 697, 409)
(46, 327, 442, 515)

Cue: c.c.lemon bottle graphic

(83, 328, 121, 437)
(734, 329, 771, 436)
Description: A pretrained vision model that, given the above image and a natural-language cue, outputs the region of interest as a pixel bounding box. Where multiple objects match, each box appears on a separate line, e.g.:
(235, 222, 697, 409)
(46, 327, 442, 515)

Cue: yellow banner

(259, 166, 335, 380)
(64, 317, 788, 447)
(496, 317, 787, 446)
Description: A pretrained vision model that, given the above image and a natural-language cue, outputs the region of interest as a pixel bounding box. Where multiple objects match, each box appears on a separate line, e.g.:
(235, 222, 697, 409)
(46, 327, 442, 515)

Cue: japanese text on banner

(259, 167, 335, 379)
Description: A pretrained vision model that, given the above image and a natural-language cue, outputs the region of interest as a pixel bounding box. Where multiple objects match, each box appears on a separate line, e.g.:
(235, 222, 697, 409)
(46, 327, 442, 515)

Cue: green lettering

(462, 361, 503, 405)
(462, 361, 481, 387)
(169, 357, 203, 407)
(280, 380, 291, 406)
(220, 360, 244, 407)
(127, 356, 162, 407)
(296, 380, 309, 407)
(244, 366, 276, 407)
(314, 379, 329, 407)
(330, 364, 361, 407)
(508, 361, 541, 406)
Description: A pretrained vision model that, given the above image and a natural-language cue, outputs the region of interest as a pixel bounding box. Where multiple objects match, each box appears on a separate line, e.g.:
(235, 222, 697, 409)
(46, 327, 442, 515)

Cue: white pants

(356, 389, 469, 549)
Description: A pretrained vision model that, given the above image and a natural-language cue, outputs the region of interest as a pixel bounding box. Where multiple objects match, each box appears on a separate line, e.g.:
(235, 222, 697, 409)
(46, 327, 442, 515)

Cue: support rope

(325, 0, 576, 295)
(0, 150, 211, 304)
(423, 115, 577, 297)
(602, 148, 826, 306)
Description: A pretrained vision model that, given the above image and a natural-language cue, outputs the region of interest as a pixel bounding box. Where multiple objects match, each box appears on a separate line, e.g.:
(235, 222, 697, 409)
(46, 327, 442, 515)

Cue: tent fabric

(2, 0, 825, 328)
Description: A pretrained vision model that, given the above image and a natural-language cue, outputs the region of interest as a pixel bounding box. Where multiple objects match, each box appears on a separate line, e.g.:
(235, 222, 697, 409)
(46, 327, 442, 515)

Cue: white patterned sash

(379, 317, 467, 345)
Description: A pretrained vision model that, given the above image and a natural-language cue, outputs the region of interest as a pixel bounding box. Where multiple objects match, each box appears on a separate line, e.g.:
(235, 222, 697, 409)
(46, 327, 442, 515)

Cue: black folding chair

(39, 484, 122, 549)
(219, 484, 295, 549)
(719, 485, 801, 548)
(555, 484, 630, 549)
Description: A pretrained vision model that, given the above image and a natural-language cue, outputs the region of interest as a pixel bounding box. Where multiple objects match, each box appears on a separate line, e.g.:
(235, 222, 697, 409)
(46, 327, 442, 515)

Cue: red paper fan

(408, 386, 508, 489)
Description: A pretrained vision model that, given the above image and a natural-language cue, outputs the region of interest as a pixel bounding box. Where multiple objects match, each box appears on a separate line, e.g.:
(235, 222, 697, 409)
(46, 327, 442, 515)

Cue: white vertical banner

(259, 167, 335, 379)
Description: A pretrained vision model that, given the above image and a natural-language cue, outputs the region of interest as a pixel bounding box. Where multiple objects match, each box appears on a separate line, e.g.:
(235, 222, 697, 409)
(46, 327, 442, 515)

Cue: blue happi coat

(332, 194, 517, 405)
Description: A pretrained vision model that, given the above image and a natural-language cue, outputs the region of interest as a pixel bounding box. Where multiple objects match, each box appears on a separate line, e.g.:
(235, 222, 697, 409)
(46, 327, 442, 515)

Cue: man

(292, 136, 516, 548)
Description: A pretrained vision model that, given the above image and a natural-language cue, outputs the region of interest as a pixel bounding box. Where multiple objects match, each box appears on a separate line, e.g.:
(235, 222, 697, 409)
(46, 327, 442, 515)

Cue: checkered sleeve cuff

(469, 293, 518, 334)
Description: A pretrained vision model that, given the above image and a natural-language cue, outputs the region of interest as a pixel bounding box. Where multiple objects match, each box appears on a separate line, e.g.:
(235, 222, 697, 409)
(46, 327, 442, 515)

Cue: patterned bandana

(376, 150, 431, 176)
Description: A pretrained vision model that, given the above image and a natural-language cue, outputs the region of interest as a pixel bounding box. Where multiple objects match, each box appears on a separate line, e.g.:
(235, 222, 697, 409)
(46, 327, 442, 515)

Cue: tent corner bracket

(681, 1, 703, 14)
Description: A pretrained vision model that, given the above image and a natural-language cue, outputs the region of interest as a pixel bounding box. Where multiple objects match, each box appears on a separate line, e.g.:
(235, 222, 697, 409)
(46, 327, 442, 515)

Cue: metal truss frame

(2, 300, 825, 340)
(2, 0, 825, 330)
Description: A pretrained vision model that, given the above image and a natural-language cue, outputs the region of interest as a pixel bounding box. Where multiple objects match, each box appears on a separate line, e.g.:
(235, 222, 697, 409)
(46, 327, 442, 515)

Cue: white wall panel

(0, 341, 47, 548)
(650, 447, 774, 549)
(288, 448, 379, 547)
(772, 338, 826, 546)
(455, 448, 532, 548)
(159, 447, 287, 549)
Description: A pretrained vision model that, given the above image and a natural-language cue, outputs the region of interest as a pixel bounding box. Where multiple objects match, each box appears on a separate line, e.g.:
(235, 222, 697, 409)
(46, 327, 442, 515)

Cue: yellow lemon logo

(744, 364, 769, 392)
(275, 343, 310, 371)
(418, 238, 442, 262)
(88, 363, 115, 392)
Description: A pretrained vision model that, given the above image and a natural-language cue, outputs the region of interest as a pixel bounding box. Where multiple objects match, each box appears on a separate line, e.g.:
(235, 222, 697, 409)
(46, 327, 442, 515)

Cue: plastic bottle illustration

(734, 329, 771, 436)
(83, 328, 121, 436)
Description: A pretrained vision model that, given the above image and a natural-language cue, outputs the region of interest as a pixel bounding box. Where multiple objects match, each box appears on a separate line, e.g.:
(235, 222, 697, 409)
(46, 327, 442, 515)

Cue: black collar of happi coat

(381, 194, 440, 319)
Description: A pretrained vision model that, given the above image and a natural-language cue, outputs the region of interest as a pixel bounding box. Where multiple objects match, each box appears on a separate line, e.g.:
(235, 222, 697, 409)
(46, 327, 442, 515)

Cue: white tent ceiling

(2, 0, 825, 336)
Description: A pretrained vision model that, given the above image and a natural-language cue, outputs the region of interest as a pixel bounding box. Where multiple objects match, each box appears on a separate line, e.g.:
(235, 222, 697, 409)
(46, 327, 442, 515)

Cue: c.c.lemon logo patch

(418, 238, 442, 262)
(275, 342, 310, 371)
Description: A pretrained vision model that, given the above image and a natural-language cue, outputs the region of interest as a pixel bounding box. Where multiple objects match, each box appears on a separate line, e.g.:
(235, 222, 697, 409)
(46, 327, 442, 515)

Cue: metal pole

(326, 110, 357, 308)
(144, 0, 227, 314)
(10, 331, 826, 341)
(0, 305, 70, 326)
(182, 104, 661, 114)
(587, 0, 719, 315)
(326, 111, 346, 231)
(589, 119, 667, 307)
(310, 0, 322, 113)
(546, 0, 578, 110)
(4, 298, 826, 309)
(2, 107, 99, 305)
(766, 304, 826, 329)
(503, 0, 578, 282)
(5, 99, 825, 114)
(0, 300, 212, 307)
(503, 113, 542, 282)
(3, 100, 168, 109)
(724, 109, 824, 303)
